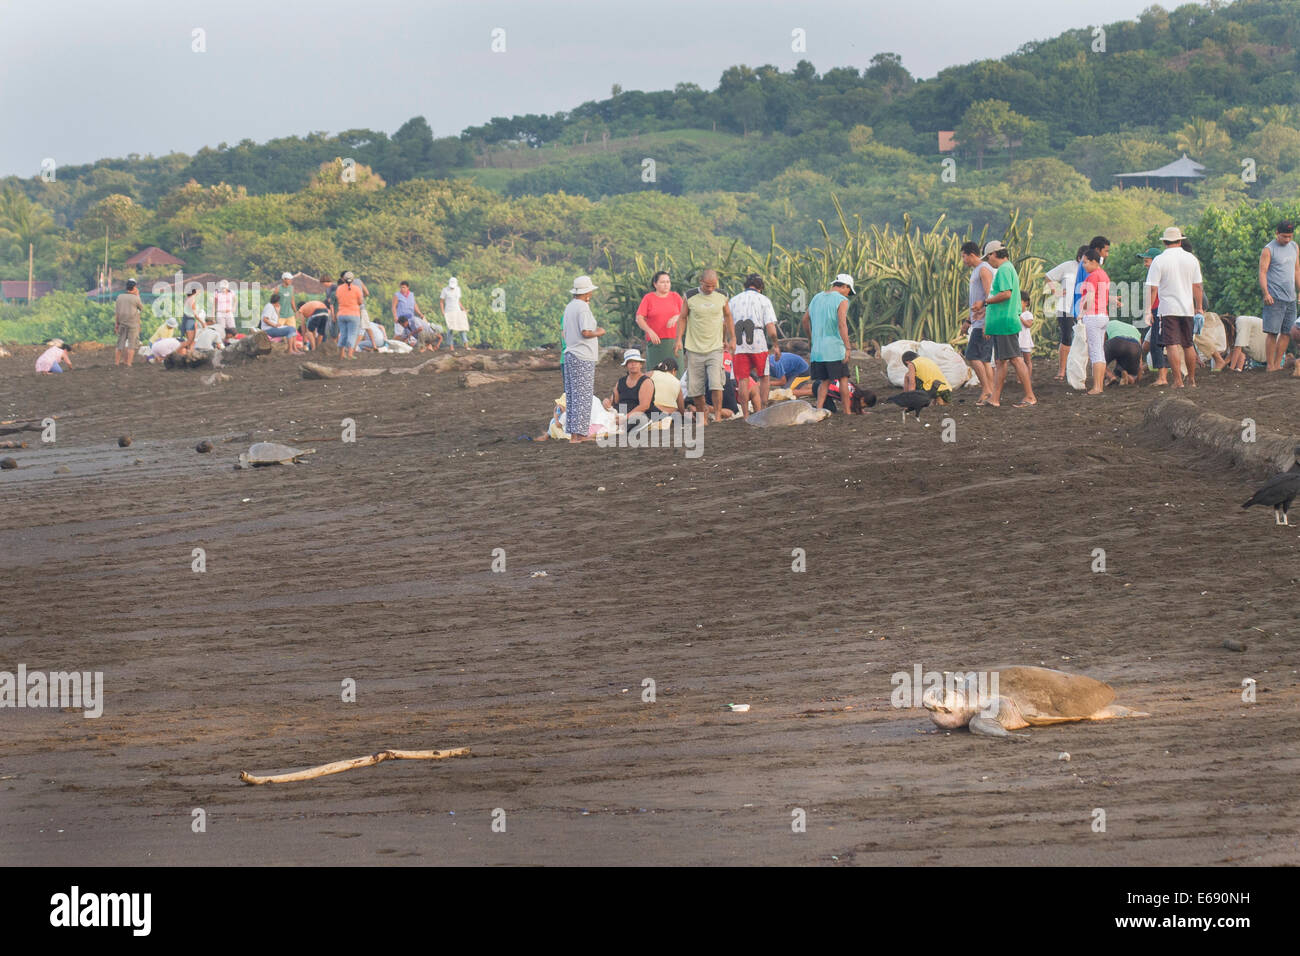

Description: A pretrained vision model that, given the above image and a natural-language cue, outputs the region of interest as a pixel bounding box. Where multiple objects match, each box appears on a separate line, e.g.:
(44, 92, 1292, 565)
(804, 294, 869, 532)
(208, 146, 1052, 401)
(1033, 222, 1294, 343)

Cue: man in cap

(277, 272, 299, 333)
(675, 269, 735, 423)
(982, 241, 1037, 407)
(1143, 227, 1204, 388)
(1135, 247, 1169, 386)
(800, 273, 855, 414)
(114, 278, 145, 367)
(1259, 219, 1299, 372)
(214, 279, 237, 342)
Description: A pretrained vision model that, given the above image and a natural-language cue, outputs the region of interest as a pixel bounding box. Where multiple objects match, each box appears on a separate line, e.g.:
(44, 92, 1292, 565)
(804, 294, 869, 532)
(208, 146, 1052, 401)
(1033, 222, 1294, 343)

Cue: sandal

(1014, 400, 1038, 407)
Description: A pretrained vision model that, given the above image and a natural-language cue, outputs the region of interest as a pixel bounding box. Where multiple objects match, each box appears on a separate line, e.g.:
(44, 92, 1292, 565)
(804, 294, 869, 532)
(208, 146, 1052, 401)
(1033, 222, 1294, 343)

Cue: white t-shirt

(562, 298, 599, 363)
(1045, 259, 1078, 315)
(260, 303, 280, 330)
(1145, 247, 1203, 317)
(729, 289, 777, 353)
(362, 321, 386, 346)
(1018, 310, 1034, 351)
(150, 337, 182, 360)
(193, 326, 224, 351)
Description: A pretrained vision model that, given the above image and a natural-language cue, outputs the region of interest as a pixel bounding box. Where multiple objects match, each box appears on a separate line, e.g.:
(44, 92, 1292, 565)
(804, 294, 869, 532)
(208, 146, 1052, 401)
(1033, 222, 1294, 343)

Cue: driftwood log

(301, 351, 560, 380)
(239, 747, 470, 785)
(1143, 395, 1299, 475)
(459, 371, 525, 388)
(165, 331, 272, 370)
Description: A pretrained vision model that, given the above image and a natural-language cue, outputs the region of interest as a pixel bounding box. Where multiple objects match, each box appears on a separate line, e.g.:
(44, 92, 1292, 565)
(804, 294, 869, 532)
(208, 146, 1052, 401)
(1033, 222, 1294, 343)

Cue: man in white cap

(114, 278, 144, 368)
(1143, 227, 1204, 388)
(800, 274, 855, 414)
(982, 241, 1037, 407)
(562, 276, 605, 442)
(675, 269, 735, 423)
(441, 277, 469, 351)
(214, 279, 237, 342)
(277, 272, 299, 331)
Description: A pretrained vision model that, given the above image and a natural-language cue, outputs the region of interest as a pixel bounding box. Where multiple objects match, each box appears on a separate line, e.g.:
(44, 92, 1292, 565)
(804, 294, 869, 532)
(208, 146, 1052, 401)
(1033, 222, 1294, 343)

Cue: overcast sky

(0, 0, 1159, 178)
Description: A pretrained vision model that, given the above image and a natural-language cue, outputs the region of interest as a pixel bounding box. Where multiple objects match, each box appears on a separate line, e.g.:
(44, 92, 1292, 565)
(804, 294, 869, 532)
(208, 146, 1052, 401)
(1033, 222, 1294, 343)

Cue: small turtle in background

(0, 457, 16, 470)
(1242, 447, 1300, 525)
(237, 442, 315, 469)
(196, 440, 214, 454)
(117, 435, 132, 448)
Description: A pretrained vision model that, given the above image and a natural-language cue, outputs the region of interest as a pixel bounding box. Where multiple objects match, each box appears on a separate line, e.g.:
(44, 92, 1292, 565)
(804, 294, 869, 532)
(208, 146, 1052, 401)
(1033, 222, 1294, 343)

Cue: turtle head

(921, 676, 979, 729)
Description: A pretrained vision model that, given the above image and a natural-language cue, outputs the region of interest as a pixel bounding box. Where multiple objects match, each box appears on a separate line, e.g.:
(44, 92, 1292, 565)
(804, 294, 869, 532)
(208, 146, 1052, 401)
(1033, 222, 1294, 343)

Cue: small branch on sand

(239, 747, 470, 785)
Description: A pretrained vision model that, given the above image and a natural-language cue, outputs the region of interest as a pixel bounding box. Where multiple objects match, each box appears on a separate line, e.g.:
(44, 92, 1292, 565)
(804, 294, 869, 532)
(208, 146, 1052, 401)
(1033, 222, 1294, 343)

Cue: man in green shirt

(674, 269, 735, 423)
(982, 241, 1037, 408)
(278, 272, 299, 330)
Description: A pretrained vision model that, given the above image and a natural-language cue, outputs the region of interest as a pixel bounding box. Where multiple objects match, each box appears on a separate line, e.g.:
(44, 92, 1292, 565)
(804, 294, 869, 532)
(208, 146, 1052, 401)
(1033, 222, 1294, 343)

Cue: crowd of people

(1042, 219, 1299, 394)
(80, 273, 474, 371)
(41, 223, 1300, 447)
(553, 218, 1299, 442)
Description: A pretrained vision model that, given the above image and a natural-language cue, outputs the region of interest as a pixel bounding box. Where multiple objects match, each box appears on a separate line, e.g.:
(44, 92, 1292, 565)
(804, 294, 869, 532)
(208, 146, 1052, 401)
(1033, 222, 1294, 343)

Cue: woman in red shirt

(635, 272, 684, 373)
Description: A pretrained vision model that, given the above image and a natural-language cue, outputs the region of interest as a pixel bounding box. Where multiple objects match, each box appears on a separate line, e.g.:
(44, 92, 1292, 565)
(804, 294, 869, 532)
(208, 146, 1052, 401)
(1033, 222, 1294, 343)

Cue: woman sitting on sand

(649, 358, 687, 417)
(603, 349, 655, 431)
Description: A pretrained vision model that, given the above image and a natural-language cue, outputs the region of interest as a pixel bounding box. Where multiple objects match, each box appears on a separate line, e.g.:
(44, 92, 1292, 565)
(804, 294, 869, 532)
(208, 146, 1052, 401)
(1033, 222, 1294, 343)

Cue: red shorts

(732, 352, 768, 378)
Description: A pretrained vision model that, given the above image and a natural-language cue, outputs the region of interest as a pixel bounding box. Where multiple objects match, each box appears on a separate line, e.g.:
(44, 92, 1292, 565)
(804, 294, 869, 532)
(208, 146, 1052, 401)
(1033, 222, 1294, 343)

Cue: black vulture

(1242, 448, 1300, 525)
(883, 381, 942, 422)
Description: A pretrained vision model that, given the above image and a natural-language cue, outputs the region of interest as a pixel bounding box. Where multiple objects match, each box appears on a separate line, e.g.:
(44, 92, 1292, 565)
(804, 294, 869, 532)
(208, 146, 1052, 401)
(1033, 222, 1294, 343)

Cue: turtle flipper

(968, 714, 1029, 740)
(1089, 704, 1149, 720)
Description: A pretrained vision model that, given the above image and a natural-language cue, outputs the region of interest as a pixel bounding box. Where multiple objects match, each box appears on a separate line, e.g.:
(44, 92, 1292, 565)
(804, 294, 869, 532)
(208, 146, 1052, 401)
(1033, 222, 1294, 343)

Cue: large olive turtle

(745, 399, 831, 427)
(921, 666, 1149, 739)
(237, 442, 315, 469)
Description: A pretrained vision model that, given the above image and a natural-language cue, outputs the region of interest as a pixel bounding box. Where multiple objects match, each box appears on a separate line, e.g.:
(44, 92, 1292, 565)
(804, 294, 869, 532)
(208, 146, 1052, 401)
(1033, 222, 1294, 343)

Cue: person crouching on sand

(35, 339, 72, 374)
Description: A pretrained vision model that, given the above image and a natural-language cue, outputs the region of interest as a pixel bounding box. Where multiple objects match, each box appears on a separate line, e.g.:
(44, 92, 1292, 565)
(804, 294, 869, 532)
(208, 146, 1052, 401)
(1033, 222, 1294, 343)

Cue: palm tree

(1174, 118, 1230, 157)
(0, 186, 59, 260)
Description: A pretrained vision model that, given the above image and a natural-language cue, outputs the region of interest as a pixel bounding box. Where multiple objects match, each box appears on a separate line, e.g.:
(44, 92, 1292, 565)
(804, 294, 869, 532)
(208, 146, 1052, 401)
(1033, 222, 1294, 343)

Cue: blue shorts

(180, 316, 196, 333)
(263, 325, 295, 339)
(1262, 300, 1297, 335)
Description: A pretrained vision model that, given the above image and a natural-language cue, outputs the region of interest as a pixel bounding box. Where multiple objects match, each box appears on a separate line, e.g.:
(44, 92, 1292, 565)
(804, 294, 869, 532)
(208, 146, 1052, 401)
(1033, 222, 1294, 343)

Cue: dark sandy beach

(2, 344, 1297, 865)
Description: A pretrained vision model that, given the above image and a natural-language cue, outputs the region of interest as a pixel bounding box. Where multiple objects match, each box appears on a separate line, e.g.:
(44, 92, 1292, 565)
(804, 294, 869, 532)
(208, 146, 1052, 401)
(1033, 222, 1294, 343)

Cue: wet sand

(2, 345, 1297, 865)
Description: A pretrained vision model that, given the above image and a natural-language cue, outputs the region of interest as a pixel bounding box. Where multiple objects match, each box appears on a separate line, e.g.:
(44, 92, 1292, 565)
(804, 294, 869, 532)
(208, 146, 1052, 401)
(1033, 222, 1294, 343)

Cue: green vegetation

(1, 1, 1296, 346)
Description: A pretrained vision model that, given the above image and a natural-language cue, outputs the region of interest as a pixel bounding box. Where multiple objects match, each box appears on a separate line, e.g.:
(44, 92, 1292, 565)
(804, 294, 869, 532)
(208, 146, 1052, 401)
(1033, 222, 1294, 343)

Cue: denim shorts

(337, 316, 360, 349)
(1262, 300, 1298, 335)
(180, 316, 196, 334)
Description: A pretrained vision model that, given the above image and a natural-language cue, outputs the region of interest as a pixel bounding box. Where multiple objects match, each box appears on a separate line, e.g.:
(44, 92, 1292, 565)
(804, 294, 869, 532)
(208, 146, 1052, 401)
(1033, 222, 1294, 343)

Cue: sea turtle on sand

(237, 442, 315, 469)
(921, 666, 1149, 739)
(745, 399, 831, 427)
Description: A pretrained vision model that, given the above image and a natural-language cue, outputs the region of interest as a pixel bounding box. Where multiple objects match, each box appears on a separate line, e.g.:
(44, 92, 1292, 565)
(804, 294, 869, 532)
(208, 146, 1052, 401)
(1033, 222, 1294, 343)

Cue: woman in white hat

(603, 348, 655, 431)
(441, 277, 469, 351)
(562, 275, 605, 442)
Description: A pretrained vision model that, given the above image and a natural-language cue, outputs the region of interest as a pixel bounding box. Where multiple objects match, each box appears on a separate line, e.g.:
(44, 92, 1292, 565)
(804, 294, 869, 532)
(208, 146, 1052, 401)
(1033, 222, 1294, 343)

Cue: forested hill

(2, 0, 1299, 349)
(8, 0, 1298, 222)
